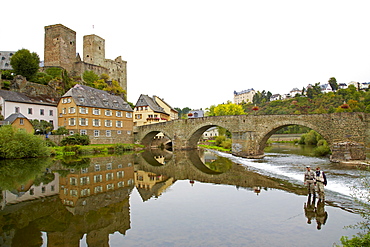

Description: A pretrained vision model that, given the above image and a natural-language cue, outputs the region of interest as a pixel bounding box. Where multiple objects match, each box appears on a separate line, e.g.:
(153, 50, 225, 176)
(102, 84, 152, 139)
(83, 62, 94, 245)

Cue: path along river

(0, 143, 369, 247)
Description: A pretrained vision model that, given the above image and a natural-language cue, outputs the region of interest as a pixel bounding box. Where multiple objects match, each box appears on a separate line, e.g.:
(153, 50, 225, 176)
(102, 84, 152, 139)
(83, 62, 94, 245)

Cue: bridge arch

(257, 120, 331, 154)
(139, 129, 173, 148)
(187, 123, 231, 148)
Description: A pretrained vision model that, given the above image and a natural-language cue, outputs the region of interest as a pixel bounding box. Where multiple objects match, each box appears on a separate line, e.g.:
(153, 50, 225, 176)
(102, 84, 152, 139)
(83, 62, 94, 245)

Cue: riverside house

(58, 84, 133, 144)
(0, 89, 58, 130)
(133, 94, 178, 127)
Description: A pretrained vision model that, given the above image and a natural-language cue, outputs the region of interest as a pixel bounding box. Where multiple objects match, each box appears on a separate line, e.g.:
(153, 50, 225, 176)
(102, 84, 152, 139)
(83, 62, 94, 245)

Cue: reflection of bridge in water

(1, 150, 309, 246)
(137, 149, 307, 196)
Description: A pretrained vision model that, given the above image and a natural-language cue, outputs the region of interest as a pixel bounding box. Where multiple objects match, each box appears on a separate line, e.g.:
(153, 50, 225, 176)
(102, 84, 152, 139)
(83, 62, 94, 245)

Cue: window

(28, 108, 32, 115)
(117, 171, 124, 178)
(79, 118, 88, 126)
(93, 108, 100, 115)
(15, 107, 20, 113)
(69, 107, 75, 114)
(106, 183, 114, 190)
(106, 130, 111, 137)
(70, 190, 78, 197)
(94, 175, 103, 183)
(105, 120, 112, 127)
(135, 114, 142, 119)
(51, 185, 55, 192)
(103, 100, 108, 106)
(93, 119, 100, 127)
(127, 131, 132, 135)
(94, 186, 103, 193)
(95, 164, 100, 171)
(20, 119, 24, 125)
(106, 172, 114, 181)
(126, 112, 132, 118)
(70, 177, 77, 185)
(116, 121, 122, 128)
(94, 130, 100, 137)
(105, 110, 112, 116)
(30, 188, 34, 195)
(116, 111, 122, 117)
(117, 130, 122, 135)
(78, 97, 85, 103)
(69, 118, 76, 126)
(49, 110, 53, 116)
(79, 107, 88, 114)
(69, 131, 74, 135)
(118, 181, 124, 188)
(62, 108, 66, 114)
(113, 101, 119, 107)
(80, 129, 87, 135)
(80, 176, 90, 185)
(40, 109, 45, 115)
(81, 188, 90, 196)
(106, 163, 112, 170)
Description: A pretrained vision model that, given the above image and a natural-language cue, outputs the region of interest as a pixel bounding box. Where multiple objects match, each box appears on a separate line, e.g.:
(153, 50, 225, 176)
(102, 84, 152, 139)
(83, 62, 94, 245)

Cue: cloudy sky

(2, 0, 370, 110)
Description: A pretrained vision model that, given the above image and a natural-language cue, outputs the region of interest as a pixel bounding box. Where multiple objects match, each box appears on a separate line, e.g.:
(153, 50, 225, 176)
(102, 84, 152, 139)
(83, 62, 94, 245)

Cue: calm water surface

(0, 144, 368, 247)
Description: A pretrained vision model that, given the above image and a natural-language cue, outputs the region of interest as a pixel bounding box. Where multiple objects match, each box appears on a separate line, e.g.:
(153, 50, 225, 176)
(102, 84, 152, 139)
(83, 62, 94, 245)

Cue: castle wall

(105, 57, 127, 92)
(44, 24, 76, 72)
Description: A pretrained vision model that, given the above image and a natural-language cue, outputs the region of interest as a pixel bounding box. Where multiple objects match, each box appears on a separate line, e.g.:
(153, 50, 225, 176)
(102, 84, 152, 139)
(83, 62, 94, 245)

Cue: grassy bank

(52, 143, 145, 156)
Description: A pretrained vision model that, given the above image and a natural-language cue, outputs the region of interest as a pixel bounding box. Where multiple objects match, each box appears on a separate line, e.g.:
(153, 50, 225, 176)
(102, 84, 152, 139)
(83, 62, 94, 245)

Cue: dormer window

(103, 99, 108, 106)
(78, 96, 85, 103)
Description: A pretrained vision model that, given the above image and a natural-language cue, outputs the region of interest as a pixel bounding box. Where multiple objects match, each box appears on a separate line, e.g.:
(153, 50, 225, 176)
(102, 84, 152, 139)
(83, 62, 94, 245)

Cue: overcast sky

(2, 0, 370, 110)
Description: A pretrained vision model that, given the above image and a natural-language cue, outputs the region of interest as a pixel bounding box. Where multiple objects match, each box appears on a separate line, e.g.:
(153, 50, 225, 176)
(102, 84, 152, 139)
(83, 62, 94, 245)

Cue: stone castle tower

(44, 24, 76, 72)
(83, 34, 105, 66)
(44, 24, 127, 93)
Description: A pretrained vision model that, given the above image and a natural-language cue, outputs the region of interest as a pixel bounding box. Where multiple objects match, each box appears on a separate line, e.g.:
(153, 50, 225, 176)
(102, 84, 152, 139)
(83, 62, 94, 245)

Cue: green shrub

(313, 145, 331, 156)
(61, 134, 90, 146)
(0, 125, 51, 159)
(215, 136, 226, 146)
(221, 139, 232, 150)
(339, 232, 370, 247)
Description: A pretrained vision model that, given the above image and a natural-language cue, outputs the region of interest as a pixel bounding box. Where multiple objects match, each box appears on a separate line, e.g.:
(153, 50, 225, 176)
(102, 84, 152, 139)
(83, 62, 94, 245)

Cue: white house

(0, 90, 58, 130)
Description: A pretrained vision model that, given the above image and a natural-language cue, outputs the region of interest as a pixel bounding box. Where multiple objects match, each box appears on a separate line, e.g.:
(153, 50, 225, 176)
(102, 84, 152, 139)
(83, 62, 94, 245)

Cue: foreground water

(0, 144, 368, 247)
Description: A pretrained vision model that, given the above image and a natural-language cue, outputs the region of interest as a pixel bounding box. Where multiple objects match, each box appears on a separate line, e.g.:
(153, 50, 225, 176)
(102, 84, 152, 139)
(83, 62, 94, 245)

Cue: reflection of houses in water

(1, 171, 59, 209)
(135, 170, 174, 201)
(59, 156, 135, 211)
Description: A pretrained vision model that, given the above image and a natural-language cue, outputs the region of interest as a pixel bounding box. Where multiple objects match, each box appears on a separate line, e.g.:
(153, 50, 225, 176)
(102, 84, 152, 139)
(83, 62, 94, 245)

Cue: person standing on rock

(304, 166, 316, 197)
(315, 166, 327, 201)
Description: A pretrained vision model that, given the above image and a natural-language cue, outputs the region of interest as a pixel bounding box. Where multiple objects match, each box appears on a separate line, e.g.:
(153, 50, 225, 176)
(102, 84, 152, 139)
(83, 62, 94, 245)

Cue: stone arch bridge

(134, 113, 370, 162)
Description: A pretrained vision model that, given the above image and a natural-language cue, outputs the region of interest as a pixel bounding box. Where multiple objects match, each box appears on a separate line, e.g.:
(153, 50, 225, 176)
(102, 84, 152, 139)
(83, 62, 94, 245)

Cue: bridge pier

(231, 131, 264, 159)
(330, 141, 367, 163)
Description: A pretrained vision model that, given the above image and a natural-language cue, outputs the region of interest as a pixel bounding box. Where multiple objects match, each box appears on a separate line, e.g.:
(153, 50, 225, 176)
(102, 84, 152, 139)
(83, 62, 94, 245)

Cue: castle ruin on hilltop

(44, 24, 127, 93)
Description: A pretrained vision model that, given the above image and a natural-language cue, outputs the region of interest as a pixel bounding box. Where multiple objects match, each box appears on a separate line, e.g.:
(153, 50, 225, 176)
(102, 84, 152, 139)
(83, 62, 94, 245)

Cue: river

(0, 143, 368, 247)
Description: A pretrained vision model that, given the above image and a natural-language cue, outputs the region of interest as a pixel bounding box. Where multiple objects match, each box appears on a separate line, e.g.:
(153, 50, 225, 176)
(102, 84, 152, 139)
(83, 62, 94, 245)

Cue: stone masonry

(134, 112, 370, 163)
(44, 24, 127, 92)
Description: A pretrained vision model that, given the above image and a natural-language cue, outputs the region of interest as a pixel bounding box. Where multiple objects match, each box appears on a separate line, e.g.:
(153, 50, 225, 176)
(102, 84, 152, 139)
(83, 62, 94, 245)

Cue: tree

(10, 49, 40, 81)
(82, 70, 99, 85)
(30, 119, 54, 134)
(0, 125, 51, 159)
(213, 102, 245, 116)
(328, 77, 338, 91)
